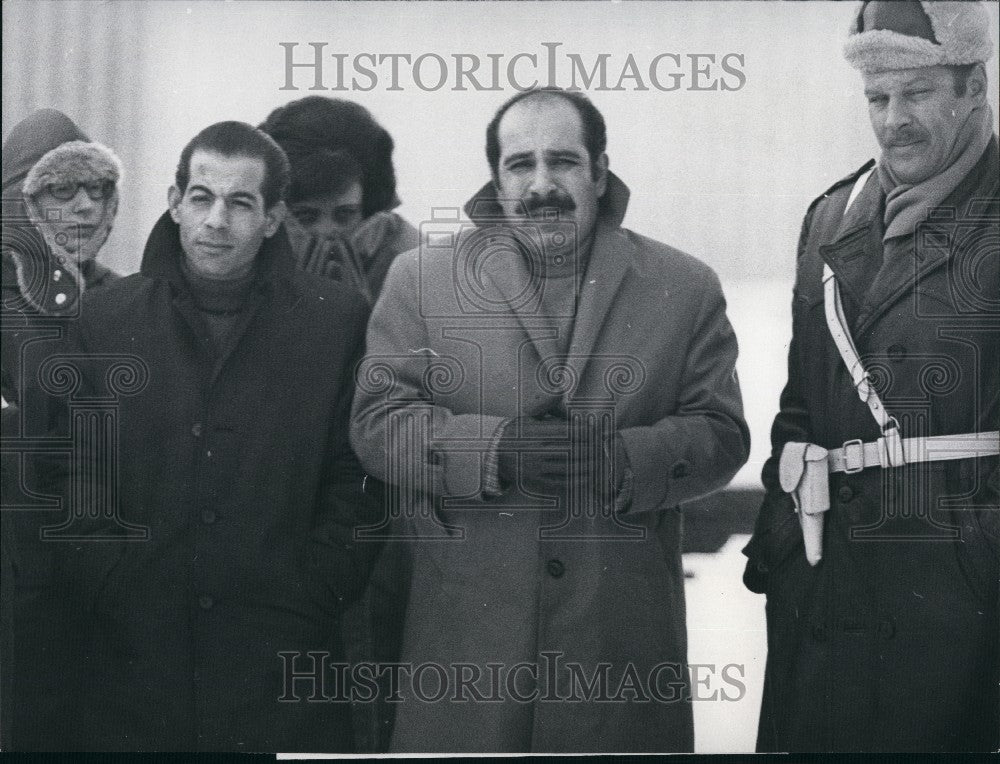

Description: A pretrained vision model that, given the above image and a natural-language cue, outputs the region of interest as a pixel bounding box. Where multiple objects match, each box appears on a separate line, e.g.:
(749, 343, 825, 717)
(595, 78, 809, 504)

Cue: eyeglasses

(44, 180, 115, 201)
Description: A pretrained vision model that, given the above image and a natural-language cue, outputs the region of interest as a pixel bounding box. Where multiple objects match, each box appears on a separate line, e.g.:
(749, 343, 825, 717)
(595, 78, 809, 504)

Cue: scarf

(878, 104, 993, 241)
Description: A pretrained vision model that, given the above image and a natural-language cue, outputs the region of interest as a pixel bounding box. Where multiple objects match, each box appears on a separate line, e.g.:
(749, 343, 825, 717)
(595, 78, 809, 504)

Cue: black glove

(497, 414, 569, 496)
(497, 411, 622, 498)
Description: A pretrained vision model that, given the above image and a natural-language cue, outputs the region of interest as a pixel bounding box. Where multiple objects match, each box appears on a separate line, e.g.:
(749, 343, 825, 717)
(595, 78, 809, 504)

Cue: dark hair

(259, 97, 398, 217)
(175, 121, 290, 209)
(485, 87, 607, 181)
(949, 63, 979, 97)
(286, 148, 363, 204)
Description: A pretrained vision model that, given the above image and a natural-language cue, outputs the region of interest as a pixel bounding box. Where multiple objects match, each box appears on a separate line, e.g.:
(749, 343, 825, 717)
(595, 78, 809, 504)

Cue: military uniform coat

(743, 139, 1000, 752)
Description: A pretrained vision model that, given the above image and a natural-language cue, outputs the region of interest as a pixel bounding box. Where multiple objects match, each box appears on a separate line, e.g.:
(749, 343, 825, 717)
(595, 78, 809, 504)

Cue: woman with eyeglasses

(2, 109, 122, 317)
(0, 108, 123, 751)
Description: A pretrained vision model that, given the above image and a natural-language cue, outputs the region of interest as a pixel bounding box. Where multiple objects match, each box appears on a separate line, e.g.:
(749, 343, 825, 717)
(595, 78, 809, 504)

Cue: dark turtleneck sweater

(179, 259, 257, 353)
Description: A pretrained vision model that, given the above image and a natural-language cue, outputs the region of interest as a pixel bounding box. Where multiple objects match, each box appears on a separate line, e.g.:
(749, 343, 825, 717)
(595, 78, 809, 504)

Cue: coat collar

(140, 211, 300, 388)
(856, 134, 999, 332)
(460, 173, 636, 379)
(140, 210, 298, 288)
(820, 136, 999, 334)
(817, 161, 884, 309)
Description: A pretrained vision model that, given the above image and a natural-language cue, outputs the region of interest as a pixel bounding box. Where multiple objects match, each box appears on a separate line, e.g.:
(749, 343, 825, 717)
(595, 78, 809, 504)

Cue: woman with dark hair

(261, 97, 414, 753)
(260, 97, 418, 305)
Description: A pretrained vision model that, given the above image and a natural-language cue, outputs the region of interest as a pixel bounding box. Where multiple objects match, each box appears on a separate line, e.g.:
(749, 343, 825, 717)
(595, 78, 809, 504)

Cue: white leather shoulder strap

(821, 167, 905, 465)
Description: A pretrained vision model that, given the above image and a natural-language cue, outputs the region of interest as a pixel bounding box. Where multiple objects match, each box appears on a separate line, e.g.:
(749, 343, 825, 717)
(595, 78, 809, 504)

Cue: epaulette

(806, 159, 876, 216)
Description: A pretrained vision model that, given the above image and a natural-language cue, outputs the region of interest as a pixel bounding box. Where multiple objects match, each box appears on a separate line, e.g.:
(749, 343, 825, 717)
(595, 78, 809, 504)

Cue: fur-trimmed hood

(844, 1, 993, 73)
(1, 111, 122, 302)
(22, 140, 123, 198)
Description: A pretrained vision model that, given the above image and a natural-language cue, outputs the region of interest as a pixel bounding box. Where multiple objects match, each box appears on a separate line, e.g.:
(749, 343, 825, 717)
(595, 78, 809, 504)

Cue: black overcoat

(47, 213, 381, 751)
(744, 139, 1000, 752)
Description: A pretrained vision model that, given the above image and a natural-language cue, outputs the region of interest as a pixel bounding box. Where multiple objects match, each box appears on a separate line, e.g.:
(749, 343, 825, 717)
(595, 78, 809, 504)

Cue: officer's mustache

(523, 191, 576, 218)
(883, 126, 926, 147)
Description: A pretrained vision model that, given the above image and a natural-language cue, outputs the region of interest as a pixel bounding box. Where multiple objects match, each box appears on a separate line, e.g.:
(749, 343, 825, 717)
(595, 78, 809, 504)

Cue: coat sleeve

(616, 267, 750, 514)
(350, 251, 507, 500)
(41, 318, 132, 614)
(742, 206, 818, 594)
(305, 293, 386, 611)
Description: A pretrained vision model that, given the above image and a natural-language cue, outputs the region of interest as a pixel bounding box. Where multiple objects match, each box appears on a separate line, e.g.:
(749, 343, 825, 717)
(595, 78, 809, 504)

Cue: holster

(779, 442, 830, 566)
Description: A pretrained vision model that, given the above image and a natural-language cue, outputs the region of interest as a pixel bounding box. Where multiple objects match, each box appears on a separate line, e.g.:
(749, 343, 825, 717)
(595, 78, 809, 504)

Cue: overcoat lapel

(565, 223, 633, 395)
(463, 174, 635, 392)
(817, 169, 885, 313)
(479, 243, 560, 365)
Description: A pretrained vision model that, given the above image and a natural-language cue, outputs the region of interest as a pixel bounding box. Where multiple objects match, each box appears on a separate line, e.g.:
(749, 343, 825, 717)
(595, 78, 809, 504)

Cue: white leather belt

(828, 430, 999, 474)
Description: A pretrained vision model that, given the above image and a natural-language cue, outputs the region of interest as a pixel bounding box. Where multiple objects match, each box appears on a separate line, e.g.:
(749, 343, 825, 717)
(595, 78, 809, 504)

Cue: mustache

(523, 191, 576, 216)
(883, 127, 926, 147)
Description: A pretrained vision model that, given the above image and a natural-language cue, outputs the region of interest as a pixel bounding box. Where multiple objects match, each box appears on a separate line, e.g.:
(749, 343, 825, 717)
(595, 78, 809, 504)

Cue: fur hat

(22, 140, 123, 199)
(844, 1, 993, 74)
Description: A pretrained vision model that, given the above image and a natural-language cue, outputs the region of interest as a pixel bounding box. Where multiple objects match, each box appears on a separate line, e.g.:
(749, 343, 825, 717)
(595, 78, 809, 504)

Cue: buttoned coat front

(350, 175, 749, 753)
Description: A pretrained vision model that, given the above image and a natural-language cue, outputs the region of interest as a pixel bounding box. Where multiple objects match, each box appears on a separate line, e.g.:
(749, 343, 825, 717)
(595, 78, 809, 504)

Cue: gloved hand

(497, 414, 569, 496)
(497, 412, 622, 498)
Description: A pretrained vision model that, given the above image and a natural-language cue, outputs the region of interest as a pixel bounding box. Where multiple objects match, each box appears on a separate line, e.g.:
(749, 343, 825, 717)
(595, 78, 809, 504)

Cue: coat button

(811, 623, 827, 642)
(191, 422, 203, 437)
(671, 461, 691, 480)
(887, 344, 907, 362)
(198, 595, 214, 610)
(546, 559, 565, 578)
(837, 485, 854, 503)
(876, 618, 895, 640)
(201, 509, 216, 525)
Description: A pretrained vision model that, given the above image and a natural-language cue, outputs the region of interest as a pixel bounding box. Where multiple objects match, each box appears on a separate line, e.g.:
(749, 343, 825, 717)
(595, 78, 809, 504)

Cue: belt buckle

(842, 439, 865, 474)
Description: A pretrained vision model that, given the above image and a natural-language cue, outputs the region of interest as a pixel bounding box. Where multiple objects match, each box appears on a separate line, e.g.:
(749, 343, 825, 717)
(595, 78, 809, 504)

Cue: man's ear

(966, 63, 988, 106)
(167, 186, 182, 224)
(593, 153, 609, 199)
(263, 200, 286, 238)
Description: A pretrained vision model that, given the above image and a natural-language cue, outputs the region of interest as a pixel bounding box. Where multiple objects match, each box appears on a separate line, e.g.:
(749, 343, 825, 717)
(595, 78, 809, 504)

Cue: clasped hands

(496, 410, 624, 498)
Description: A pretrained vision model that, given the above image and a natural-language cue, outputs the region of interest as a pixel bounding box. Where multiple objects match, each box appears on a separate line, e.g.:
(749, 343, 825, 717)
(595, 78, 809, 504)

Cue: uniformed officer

(743, 0, 999, 752)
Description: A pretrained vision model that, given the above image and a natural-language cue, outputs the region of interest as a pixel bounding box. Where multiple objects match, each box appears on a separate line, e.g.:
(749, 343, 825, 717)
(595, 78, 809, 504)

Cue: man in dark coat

(41, 121, 380, 751)
(1, 109, 124, 750)
(743, 0, 999, 752)
(351, 88, 749, 752)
